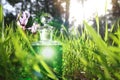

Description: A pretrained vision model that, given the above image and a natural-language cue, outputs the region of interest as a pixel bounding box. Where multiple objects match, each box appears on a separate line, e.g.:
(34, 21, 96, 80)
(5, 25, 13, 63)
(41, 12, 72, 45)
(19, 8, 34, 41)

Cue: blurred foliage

(2, 0, 120, 29)
(3, 0, 68, 27)
(112, 0, 120, 16)
(59, 17, 120, 79)
(1, 1, 120, 80)
(0, 24, 58, 80)
(7, 0, 22, 6)
(0, 4, 58, 80)
(34, 12, 65, 35)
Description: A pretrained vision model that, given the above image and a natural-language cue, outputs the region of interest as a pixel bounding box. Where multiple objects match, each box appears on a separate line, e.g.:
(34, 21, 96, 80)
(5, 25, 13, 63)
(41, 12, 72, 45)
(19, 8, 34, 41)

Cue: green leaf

(0, 4, 4, 39)
(109, 33, 120, 46)
(84, 21, 119, 66)
(0, 4, 3, 24)
(108, 46, 120, 52)
(36, 55, 58, 80)
(95, 14, 99, 34)
(104, 21, 108, 41)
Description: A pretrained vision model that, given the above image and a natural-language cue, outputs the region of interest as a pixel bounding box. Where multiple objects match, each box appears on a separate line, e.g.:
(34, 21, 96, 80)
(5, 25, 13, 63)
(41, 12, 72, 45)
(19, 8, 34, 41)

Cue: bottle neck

(39, 26, 53, 41)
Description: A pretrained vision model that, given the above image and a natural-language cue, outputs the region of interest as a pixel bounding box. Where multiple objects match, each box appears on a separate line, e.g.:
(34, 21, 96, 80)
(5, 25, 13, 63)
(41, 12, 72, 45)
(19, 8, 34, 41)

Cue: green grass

(0, 25, 58, 80)
(0, 4, 58, 80)
(1, 4, 120, 80)
(59, 20, 120, 79)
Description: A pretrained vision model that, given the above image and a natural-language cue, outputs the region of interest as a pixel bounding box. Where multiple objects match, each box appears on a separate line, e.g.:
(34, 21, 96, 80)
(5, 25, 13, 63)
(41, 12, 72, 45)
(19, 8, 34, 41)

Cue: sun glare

(69, 0, 112, 27)
(69, 0, 84, 27)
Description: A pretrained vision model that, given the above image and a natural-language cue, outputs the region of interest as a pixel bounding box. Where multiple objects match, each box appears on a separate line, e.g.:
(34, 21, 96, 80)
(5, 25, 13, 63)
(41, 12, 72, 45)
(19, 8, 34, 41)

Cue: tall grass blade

(95, 14, 99, 34)
(37, 55, 58, 80)
(84, 20, 119, 67)
(110, 24, 115, 32)
(0, 4, 3, 26)
(109, 33, 120, 46)
(0, 4, 4, 40)
(104, 21, 108, 41)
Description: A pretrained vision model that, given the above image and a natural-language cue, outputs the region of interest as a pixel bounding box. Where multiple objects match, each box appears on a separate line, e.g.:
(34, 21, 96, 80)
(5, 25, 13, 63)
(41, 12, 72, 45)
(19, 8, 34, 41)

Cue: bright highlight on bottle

(41, 47, 54, 59)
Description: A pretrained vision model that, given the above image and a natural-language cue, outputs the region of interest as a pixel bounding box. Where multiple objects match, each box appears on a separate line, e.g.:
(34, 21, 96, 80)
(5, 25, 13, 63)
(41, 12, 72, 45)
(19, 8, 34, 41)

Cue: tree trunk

(64, 0, 70, 27)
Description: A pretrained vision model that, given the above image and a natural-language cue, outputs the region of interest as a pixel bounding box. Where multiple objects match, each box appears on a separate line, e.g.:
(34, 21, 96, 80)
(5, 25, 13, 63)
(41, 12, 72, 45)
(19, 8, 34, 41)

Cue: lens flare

(41, 47, 54, 59)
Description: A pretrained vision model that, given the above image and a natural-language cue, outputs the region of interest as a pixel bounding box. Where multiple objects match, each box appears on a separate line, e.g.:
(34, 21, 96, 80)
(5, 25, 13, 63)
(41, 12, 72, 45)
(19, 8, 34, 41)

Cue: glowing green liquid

(32, 41, 62, 77)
